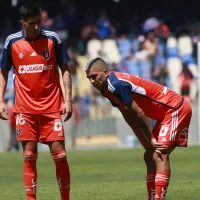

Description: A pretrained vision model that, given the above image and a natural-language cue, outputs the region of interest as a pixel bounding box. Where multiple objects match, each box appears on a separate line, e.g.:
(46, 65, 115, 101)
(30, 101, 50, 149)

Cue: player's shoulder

(40, 29, 62, 44)
(4, 31, 23, 49)
(107, 71, 123, 93)
(107, 71, 134, 93)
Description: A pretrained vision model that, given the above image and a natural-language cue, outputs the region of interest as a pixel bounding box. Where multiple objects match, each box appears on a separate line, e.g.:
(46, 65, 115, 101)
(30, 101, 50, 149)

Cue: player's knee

(153, 152, 169, 163)
(52, 150, 67, 161)
(144, 149, 154, 163)
(24, 150, 38, 160)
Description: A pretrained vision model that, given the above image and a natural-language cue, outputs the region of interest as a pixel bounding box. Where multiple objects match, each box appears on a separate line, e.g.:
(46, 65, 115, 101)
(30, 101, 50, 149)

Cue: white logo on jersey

(30, 52, 37, 56)
(19, 52, 24, 59)
(18, 64, 53, 74)
(159, 125, 170, 136)
(161, 137, 167, 142)
(54, 120, 62, 131)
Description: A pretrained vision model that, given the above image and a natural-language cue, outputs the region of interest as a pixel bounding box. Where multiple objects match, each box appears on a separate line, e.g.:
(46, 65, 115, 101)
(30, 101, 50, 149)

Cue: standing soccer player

(84, 57, 192, 200)
(0, 3, 72, 200)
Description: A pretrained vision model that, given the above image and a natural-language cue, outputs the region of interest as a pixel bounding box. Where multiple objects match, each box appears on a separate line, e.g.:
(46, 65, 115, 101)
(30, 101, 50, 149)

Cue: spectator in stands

(61, 0, 77, 40)
(53, 13, 68, 42)
(179, 62, 194, 102)
(152, 54, 169, 86)
(96, 11, 116, 40)
(155, 20, 170, 44)
(143, 32, 158, 76)
(68, 47, 80, 96)
(41, 10, 54, 30)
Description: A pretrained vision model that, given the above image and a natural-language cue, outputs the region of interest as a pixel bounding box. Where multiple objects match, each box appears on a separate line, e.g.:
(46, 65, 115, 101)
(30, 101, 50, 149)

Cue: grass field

(0, 146, 200, 200)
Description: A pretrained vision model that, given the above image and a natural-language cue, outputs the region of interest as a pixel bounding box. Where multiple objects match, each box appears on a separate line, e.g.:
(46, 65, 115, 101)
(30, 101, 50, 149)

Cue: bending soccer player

(0, 3, 72, 200)
(84, 57, 192, 200)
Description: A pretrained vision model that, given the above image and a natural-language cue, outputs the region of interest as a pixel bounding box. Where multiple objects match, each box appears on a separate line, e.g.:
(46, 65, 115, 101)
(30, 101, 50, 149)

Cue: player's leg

(22, 141, 38, 200)
(48, 140, 70, 200)
(144, 149, 156, 200)
(123, 112, 155, 199)
(152, 100, 192, 200)
(15, 113, 39, 200)
(39, 113, 70, 200)
(153, 147, 175, 200)
(129, 120, 156, 200)
(152, 115, 175, 200)
(144, 121, 161, 200)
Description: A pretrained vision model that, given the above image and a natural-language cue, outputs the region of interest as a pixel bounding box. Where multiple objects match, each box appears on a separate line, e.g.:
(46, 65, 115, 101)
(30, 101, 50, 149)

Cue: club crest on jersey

(42, 49, 50, 60)
(19, 52, 24, 59)
(16, 128, 22, 136)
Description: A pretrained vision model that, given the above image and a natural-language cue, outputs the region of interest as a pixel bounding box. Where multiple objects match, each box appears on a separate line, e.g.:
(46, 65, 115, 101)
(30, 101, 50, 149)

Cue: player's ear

(20, 20, 24, 28)
(104, 69, 109, 77)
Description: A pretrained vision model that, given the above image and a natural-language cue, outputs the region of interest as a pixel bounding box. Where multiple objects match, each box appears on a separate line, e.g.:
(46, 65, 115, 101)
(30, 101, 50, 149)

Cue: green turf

(0, 146, 200, 200)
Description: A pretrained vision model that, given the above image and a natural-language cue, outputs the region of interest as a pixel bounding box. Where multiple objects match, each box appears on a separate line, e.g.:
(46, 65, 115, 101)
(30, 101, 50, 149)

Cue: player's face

(86, 69, 108, 91)
(20, 14, 41, 40)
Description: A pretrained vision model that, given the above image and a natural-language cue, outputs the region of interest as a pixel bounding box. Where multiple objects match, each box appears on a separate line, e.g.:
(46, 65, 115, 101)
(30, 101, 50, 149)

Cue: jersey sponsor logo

(42, 49, 50, 60)
(43, 65, 53, 71)
(18, 64, 53, 74)
(159, 125, 170, 136)
(54, 119, 62, 131)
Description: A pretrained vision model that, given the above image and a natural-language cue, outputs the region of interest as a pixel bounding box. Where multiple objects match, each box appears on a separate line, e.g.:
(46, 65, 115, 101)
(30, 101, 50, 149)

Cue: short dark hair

(19, 2, 41, 21)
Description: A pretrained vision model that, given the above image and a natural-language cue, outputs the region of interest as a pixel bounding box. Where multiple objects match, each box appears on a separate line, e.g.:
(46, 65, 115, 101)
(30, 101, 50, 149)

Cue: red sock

(155, 172, 170, 200)
(23, 150, 38, 200)
(52, 150, 70, 200)
(146, 172, 156, 200)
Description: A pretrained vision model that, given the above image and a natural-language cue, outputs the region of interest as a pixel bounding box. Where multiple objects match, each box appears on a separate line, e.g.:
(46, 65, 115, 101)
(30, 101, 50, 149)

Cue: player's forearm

(127, 101, 153, 142)
(0, 69, 8, 103)
(62, 69, 72, 102)
(135, 111, 153, 142)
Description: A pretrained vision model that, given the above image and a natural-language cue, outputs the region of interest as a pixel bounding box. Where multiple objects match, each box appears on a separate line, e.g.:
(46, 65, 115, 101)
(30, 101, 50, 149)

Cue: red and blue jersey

(0, 30, 70, 114)
(102, 71, 184, 120)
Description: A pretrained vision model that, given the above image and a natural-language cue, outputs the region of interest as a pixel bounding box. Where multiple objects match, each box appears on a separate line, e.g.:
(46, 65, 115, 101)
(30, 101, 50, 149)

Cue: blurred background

(0, 0, 200, 151)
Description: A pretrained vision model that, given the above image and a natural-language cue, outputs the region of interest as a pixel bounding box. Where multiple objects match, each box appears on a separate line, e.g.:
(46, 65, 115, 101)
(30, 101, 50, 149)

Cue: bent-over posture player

(84, 57, 192, 200)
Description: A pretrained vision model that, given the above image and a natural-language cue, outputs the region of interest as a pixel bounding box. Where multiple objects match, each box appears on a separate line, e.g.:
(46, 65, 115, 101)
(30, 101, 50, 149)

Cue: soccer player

(84, 57, 192, 200)
(0, 3, 72, 200)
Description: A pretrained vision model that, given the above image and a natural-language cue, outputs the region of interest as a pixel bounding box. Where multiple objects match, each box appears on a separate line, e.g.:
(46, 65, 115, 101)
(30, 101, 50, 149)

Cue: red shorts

(152, 99, 192, 147)
(15, 112, 65, 143)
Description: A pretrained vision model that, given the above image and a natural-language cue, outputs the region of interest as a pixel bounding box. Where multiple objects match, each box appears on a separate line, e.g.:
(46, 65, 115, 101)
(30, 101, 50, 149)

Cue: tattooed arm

(59, 63, 73, 121)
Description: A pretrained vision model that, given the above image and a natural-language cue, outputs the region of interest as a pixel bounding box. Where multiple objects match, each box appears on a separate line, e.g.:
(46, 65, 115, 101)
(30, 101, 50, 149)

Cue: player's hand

(0, 102, 9, 120)
(151, 138, 168, 154)
(62, 100, 73, 122)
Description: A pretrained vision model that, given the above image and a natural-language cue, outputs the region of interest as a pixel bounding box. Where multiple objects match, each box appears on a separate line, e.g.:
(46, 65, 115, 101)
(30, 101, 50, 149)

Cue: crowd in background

(1, 0, 200, 150)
